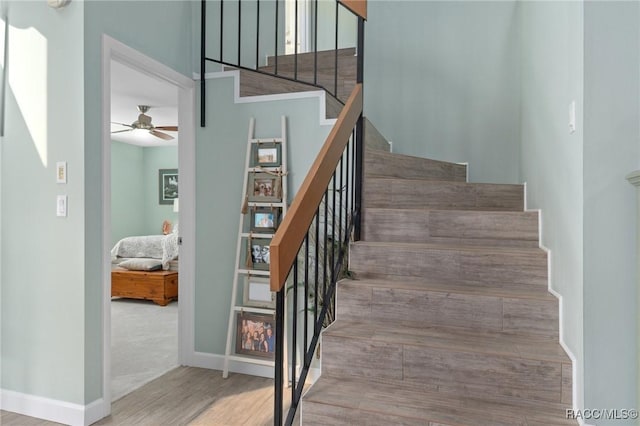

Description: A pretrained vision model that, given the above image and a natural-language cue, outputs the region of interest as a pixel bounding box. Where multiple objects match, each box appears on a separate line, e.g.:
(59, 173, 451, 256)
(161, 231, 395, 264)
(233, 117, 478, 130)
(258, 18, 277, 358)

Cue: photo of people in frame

(236, 312, 275, 359)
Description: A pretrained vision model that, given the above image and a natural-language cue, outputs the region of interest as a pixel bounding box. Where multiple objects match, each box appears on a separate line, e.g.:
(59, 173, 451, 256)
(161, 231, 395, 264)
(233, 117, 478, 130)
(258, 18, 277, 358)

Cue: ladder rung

(233, 306, 275, 315)
(250, 138, 283, 143)
(237, 269, 271, 276)
(227, 355, 275, 366)
(241, 233, 274, 239)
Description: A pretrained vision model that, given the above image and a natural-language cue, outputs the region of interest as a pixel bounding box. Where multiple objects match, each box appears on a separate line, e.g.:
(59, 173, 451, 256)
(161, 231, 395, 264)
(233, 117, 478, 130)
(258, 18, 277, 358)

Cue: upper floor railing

(200, 0, 364, 127)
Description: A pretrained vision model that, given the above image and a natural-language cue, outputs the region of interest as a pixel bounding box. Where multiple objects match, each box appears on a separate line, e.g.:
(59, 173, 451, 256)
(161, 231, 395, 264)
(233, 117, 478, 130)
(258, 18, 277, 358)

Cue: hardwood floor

(1, 367, 283, 426)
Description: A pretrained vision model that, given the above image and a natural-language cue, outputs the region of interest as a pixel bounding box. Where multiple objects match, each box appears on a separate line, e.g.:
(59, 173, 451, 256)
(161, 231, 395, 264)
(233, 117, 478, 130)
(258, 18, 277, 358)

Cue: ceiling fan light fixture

(111, 105, 178, 141)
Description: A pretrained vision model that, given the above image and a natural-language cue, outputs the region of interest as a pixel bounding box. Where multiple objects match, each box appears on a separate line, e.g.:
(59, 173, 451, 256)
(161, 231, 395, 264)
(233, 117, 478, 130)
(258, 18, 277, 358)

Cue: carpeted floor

(111, 298, 178, 401)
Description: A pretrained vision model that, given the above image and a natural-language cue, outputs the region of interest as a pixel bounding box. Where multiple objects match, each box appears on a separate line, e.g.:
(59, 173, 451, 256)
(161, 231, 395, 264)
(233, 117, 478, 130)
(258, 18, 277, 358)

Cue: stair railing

(200, 0, 363, 127)
(270, 5, 364, 419)
(271, 81, 363, 425)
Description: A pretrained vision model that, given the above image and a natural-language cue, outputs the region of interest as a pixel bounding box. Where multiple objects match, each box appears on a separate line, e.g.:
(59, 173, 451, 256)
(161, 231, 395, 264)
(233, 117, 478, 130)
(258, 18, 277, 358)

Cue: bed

(111, 233, 179, 306)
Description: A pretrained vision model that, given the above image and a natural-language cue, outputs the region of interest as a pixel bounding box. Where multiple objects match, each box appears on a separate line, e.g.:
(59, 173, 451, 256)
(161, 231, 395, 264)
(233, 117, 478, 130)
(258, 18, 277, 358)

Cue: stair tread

(365, 149, 466, 171)
(352, 240, 545, 256)
(324, 319, 570, 363)
(341, 276, 556, 301)
(304, 375, 575, 426)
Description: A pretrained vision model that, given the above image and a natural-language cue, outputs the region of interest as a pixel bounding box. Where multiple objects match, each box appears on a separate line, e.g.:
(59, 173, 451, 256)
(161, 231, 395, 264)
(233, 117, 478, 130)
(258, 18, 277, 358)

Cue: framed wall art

(159, 168, 178, 205)
(243, 276, 276, 309)
(250, 142, 282, 168)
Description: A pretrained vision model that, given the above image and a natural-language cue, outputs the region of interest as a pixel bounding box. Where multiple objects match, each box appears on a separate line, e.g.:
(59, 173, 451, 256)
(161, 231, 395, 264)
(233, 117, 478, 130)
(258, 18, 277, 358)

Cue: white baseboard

(190, 351, 322, 385)
(0, 388, 105, 426)
(191, 351, 275, 378)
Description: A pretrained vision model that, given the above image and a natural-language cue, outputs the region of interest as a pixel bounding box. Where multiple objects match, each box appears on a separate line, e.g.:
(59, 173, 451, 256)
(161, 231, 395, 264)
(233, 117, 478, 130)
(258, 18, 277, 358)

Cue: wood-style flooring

(1, 367, 287, 426)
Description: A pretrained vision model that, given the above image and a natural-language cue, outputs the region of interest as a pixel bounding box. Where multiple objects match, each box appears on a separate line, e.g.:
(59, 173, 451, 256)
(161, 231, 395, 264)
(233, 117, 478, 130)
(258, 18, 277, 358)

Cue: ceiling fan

(111, 105, 178, 141)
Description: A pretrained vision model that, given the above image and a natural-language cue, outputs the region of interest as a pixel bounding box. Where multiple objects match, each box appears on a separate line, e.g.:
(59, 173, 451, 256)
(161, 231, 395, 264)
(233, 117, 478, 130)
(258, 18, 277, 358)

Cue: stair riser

(302, 403, 435, 426)
(336, 282, 559, 338)
(322, 335, 566, 404)
(363, 209, 539, 247)
(302, 400, 521, 426)
(364, 179, 524, 210)
(265, 47, 356, 67)
(350, 244, 548, 287)
(365, 151, 467, 182)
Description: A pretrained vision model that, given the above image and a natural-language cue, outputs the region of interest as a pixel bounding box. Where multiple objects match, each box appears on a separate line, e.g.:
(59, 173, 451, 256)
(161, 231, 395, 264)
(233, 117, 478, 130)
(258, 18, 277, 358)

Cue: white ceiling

(110, 60, 179, 147)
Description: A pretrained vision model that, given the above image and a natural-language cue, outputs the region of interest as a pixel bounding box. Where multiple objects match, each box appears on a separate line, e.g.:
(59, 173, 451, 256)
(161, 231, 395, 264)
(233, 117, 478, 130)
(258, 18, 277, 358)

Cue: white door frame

(101, 35, 196, 414)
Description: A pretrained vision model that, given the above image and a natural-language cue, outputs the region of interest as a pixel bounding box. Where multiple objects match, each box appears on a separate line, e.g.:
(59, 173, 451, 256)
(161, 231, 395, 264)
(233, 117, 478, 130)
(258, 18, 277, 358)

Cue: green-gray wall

(364, 1, 521, 184)
(583, 1, 639, 420)
(1, 0, 86, 404)
(111, 142, 178, 246)
(521, 1, 640, 420)
(519, 0, 585, 412)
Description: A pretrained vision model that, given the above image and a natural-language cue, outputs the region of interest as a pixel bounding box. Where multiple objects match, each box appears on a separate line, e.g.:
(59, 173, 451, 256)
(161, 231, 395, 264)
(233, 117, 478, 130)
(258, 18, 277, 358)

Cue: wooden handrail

(339, 0, 367, 20)
(270, 84, 363, 292)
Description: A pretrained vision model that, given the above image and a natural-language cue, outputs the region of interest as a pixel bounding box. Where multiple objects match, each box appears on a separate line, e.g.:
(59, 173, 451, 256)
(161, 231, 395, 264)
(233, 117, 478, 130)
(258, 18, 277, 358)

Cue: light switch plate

(57, 195, 67, 217)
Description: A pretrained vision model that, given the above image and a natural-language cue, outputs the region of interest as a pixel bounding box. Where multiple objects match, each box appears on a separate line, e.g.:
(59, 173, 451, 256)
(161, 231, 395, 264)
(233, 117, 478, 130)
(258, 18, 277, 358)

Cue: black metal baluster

(238, 0, 241, 66)
(334, 0, 339, 98)
(351, 130, 356, 212)
(313, 0, 318, 85)
(331, 171, 337, 286)
(294, 0, 298, 80)
(314, 209, 320, 334)
(220, 0, 224, 61)
(292, 260, 298, 400)
(345, 137, 351, 230)
(274, 289, 285, 426)
(256, 0, 260, 69)
(323, 189, 328, 298)
(304, 232, 310, 363)
(274, 0, 279, 75)
(338, 156, 343, 250)
(200, 0, 206, 127)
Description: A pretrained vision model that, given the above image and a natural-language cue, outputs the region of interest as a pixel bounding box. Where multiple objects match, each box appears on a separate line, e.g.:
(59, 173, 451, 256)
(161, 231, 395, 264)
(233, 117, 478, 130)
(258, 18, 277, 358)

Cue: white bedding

(111, 233, 179, 270)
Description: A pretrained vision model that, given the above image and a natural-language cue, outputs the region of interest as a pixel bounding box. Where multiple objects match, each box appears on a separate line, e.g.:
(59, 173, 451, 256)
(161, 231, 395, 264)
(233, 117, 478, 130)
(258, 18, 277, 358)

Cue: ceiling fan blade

(154, 126, 178, 132)
(111, 122, 135, 128)
(149, 130, 174, 141)
(111, 129, 134, 134)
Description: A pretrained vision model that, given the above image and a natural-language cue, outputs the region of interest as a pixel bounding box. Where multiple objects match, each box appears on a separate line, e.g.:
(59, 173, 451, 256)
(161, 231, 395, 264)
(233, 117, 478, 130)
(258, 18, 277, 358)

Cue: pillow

(172, 222, 179, 234)
(118, 259, 163, 271)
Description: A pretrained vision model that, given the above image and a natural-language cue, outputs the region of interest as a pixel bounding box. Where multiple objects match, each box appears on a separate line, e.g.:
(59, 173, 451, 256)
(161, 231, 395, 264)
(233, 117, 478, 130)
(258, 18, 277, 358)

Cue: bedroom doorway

(109, 59, 180, 401)
(102, 35, 195, 412)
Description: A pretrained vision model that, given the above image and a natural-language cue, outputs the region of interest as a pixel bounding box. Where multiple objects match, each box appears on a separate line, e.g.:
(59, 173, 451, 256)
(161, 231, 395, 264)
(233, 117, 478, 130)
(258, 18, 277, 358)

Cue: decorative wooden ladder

(222, 117, 289, 380)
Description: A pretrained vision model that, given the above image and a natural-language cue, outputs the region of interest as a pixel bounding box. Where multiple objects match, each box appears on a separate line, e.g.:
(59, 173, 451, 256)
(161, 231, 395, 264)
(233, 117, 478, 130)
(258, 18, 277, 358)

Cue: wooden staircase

(300, 144, 576, 425)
